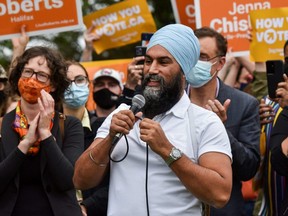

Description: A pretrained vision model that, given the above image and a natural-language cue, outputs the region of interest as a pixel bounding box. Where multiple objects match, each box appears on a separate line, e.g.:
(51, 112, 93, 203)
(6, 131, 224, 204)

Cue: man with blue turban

(74, 24, 233, 216)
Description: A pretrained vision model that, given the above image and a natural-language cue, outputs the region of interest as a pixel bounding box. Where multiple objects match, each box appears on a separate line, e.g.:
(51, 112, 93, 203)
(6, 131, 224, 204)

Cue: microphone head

(131, 94, 146, 111)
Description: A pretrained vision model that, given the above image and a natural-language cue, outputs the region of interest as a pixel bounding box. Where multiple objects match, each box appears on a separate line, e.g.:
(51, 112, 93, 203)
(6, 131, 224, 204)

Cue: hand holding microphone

(111, 94, 146, 146)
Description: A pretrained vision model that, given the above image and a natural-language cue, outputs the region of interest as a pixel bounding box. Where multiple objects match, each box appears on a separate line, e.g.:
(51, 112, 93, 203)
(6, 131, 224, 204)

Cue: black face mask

(93, 88, 119, 109)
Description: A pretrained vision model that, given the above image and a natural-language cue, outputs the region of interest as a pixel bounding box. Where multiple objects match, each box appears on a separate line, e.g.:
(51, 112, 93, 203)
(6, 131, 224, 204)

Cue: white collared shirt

(97, 92, 231, 216)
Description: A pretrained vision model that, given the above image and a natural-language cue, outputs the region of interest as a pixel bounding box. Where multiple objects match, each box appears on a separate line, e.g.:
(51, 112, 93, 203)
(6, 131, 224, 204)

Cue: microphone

(111, 94, 146, 146)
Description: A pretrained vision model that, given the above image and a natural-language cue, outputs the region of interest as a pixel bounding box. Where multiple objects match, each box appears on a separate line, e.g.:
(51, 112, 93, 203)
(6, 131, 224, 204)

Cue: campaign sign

(250, 7, 288, 61)
(83, 0, 156, 54)
(170, 0, 196, 30)
(0, 0, 83, 41)
(194, 0, 287, 56)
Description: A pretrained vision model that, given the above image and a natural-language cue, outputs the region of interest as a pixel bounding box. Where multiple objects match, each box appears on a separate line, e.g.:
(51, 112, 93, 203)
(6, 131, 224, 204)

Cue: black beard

(141, 73, 183, 119)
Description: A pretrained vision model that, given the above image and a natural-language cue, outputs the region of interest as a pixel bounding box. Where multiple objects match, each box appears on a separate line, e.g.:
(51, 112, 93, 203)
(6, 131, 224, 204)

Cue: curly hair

(9, 46, 70, 104)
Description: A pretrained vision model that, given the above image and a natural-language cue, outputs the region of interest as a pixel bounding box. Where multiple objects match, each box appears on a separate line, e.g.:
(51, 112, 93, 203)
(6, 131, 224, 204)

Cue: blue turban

(147, 24, 200, 76)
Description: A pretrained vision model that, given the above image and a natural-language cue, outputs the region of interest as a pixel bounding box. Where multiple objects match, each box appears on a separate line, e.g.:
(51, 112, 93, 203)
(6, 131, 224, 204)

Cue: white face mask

(186, 60, 217, 88)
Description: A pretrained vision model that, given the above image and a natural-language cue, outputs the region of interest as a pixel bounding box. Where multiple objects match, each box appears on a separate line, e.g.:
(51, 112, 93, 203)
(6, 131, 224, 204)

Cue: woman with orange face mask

(0, 46, 84, 216)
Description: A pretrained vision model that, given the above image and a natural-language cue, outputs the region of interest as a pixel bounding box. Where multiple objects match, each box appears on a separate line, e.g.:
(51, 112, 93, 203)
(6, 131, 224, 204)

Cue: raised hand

(12, 25, 29, 49)
(205, 99, 231, 123)
(109, 109, 135, 139)
(80, 23, 101, 62)
(11, 25, 29, 64)
(37, 89, 54, 140)
(276, 74, 288, 108)
(84, 22, 100, 48)
(259, 98, 274, 126)
(18, 113, 40, 154)
(139, 118, 170, 154)
(126, 56, 145, 89)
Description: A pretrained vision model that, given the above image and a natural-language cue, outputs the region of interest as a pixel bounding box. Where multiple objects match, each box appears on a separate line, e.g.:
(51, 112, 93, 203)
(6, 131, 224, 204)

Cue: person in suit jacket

(187, 27, 260, 216)
(0, 46, 84, 216)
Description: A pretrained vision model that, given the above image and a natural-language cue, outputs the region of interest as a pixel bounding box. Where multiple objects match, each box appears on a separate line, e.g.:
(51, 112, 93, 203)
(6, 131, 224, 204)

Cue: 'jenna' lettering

(228, 1, 270, 15)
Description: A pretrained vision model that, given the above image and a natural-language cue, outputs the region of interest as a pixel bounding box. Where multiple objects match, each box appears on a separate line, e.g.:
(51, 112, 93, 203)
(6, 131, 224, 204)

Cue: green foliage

(0, 0, 175, 69)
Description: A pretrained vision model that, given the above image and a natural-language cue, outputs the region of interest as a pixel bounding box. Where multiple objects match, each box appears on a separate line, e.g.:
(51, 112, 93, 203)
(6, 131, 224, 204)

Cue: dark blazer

(210, 79, 260, 216)
(270, 107, 288, 215)
(0, 110, 84, 216)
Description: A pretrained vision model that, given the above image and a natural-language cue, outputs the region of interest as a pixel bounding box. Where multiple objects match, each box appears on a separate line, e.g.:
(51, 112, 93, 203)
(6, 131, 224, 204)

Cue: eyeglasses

(199, 55, 222, 62)
(70, 75, 89, 87)
(21, 68, 50, 83)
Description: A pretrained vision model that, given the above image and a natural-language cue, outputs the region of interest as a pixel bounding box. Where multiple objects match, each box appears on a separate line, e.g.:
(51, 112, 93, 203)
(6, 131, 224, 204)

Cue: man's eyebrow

(199, 52, 209, 56)
(145, 55, 172, 61)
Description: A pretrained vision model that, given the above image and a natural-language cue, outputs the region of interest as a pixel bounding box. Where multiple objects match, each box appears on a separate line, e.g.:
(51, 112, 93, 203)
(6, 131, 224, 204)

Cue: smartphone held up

(266, 60, 285, 99)
(134, 33, 153, 65)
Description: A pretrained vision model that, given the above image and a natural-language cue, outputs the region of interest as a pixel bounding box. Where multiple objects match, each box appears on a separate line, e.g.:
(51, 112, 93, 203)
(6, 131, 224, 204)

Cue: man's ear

(182, 75, 187, 87)
(217, 57, 226, 71)
(182, 73, 186, 80)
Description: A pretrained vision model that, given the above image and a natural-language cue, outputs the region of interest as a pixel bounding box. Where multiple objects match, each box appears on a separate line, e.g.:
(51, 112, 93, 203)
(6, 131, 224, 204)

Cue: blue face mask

(64, 82, 89, 108)
(186, 60, 216, 88)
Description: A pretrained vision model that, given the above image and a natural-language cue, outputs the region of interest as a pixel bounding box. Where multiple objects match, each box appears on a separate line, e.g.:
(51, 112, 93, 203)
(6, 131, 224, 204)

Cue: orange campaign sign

(81, 59, 132, 111)
(170, 0, 196, 30)
(83, 0, 156, 54)
(250, 7, 288, 62)
(0, 0, 83, 41)
(194, 0, 287, 56)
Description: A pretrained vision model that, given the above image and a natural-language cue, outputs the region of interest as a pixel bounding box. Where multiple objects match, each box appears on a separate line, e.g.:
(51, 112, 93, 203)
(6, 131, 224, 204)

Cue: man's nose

(148, 61, 159, 75)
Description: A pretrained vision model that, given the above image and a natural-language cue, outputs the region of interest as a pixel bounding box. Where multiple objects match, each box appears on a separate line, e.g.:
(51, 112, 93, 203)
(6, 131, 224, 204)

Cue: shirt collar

(82, 108, 91, 131)
(215, 77, 220, 98)
(159, 91, 191, 119)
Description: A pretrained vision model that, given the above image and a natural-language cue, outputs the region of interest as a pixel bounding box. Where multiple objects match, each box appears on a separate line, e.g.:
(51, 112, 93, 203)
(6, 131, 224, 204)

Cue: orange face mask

(18, 78, 51, 104)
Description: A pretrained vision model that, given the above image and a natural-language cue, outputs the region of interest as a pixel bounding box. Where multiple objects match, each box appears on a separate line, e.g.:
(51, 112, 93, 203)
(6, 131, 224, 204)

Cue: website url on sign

(35, 19, 75, 28)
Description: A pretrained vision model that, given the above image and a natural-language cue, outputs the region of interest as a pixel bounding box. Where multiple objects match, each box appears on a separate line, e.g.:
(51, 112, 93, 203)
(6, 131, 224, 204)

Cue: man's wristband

(89, 150, 108, 167)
